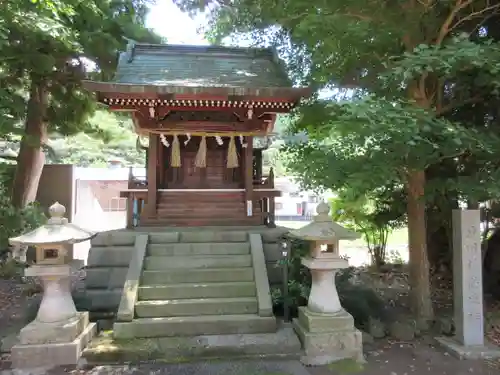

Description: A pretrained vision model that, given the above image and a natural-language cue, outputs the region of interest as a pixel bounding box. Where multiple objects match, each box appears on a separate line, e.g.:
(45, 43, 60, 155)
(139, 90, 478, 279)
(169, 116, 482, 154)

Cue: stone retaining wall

(82, 232, 137, 315)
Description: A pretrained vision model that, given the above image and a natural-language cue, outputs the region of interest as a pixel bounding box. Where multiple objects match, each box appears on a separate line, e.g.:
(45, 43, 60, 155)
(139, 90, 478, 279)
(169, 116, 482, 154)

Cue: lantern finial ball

(316, 201, 330, 216)
(49, 202, 66, 218)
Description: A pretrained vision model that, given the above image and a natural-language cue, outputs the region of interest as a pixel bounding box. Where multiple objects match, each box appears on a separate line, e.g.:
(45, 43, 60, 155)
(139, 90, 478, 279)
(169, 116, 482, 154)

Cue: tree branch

(342, 12, 373, 22)
(435, 95, 482, 116)
(425, 151, 466, 169)
(436, 0, 474, 45)
(450, 2, 500, 33)
(416, 0, 437, 9)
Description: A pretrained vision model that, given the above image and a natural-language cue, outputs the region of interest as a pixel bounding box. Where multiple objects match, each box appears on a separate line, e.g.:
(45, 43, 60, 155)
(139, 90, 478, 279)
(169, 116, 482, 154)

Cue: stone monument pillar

(8, 202, 97, 369)
(289, 202, 364, 365)
(436, 209, 500, 359)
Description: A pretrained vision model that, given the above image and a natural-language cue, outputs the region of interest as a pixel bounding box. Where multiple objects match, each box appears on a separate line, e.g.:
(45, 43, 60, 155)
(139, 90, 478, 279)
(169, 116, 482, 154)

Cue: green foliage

(1, 0, 163, 206)
(384, 35, 500, 95)
(262, 145, 286, 177)
(282, 95, 499, 200)
(1, 111, 145, 167)
(47, 111, 145, 166)
(174, 0, 500, 204)
(0, 192, 46, 255)
(0, 259, 24, 279)
(261, 115, 294, 176)
(0, 164, 46, 259)
(0, 0, 163, 140)
(330, 189, 405, 267)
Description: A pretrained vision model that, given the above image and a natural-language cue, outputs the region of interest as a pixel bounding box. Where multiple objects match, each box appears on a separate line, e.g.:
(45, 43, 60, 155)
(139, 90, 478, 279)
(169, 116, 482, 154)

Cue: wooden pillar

(146, 133, 158, 217)
(126, 195, 134, 229)
(244, 136, 254, 217)
(262, 198, 268, 225)
(254, 150, 262, 182)
(159, 136, 165, 188)
(127, 166, 133, 189)
(268, 167, 276, 227)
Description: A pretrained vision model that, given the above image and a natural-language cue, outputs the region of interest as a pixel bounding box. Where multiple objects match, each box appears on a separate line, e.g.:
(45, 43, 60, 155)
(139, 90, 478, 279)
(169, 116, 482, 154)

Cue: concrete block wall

(83, 231, 136, 315)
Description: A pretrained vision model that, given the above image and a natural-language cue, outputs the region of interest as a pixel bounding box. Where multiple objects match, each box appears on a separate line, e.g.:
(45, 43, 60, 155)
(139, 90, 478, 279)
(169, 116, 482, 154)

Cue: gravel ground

(2, 262, 499, 375)
(0, 278, 34, 339)
(1, 339, 499, 375)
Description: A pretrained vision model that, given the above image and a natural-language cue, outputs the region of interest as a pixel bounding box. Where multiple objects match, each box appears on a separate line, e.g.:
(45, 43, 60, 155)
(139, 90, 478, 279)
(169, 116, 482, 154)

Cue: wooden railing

(128, 167, 147, 189)
(120, 189, 147, 228)
(254, 167, 276, 227)
(122, 167, 280, 228)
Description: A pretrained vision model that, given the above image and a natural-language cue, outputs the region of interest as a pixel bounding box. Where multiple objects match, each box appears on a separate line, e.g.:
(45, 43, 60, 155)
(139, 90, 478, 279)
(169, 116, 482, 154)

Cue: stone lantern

(289, 201, 364, 365)
(8, 202, 97, 369)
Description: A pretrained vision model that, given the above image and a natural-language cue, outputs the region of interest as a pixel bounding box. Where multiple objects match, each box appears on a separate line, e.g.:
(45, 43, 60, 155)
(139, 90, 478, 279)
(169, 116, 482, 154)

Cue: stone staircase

(113, 230, 276, 338)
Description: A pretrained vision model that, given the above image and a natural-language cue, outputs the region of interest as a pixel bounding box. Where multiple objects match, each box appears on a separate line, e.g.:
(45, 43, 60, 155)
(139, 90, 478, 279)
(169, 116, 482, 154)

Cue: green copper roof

(114, 43, 292, 88)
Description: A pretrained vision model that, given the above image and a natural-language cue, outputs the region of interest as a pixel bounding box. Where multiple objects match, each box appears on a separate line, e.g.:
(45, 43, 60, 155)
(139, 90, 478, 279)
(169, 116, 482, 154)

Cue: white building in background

(73, 168, 327, 228)
(274, 177, 335, 220)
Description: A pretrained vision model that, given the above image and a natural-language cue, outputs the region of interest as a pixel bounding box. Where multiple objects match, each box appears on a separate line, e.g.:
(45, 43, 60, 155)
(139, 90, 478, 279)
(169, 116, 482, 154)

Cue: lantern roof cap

(9, 202, 96, 246)
(288, 202, 360, 241)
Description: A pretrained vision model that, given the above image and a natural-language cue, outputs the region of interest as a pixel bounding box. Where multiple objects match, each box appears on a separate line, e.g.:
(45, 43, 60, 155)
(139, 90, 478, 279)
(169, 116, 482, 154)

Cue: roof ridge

(129, 43, 276, 59)
(132, 42, 272, 50)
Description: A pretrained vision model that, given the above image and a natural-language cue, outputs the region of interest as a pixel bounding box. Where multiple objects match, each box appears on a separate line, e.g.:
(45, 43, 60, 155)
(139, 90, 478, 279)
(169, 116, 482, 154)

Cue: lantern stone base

(293, 306, 364, 366)
(11, 312, 96, 369)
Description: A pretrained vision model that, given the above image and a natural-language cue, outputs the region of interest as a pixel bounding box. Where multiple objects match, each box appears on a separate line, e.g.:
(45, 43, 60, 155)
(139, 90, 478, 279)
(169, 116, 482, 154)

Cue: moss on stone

(327, 359, 364, 374)
(152, 357, 191, 364)
(83, 331, 162, 363)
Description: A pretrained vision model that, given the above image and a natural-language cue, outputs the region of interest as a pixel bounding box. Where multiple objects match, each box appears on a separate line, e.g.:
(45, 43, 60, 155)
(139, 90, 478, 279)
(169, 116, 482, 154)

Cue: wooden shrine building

(83, 43, 310, 227)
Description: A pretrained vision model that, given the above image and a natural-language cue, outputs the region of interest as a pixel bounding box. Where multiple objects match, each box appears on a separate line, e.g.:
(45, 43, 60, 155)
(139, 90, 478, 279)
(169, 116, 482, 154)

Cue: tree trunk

(406, 169, 434, 320)
(11, 82, 48, 208)
(424, 160, 458, 272)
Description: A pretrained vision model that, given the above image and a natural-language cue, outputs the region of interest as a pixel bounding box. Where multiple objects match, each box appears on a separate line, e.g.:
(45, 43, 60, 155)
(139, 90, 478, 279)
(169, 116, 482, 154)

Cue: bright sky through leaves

(146, 1, 208, 45)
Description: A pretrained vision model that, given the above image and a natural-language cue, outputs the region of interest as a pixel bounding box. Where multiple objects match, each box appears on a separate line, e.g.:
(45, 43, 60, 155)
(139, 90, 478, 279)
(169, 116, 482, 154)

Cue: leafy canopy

(173, 0, 500, 200)
(0, 0, 163, 137)
(47, 111, 145, 167)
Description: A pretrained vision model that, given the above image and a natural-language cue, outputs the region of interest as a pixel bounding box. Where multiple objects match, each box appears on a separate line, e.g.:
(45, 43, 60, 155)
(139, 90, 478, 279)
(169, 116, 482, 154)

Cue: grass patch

(347, 227, 408, 248)
(387, 227, 408, 245)
(327, 359, 364, 374)
(278, 223, 408, 246)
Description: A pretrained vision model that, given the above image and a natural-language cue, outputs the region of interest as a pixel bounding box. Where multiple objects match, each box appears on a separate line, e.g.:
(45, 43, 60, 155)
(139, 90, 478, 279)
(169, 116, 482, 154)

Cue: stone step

(179, 231, 248, 243)
(87, 246, 134, 267)
(83, 326, 300, 364)
(114, 314, 277, 338)
(142, 268, 254, 285)
(135, 297, 258, 318)
(91, 232, 136, 247)
(156, 205, 246, 213)
(144, 255, 252, 270)
(147, 242, 250, 256)
(148, 233, 179, 244)
(140, 219, 262, 227)
(138, 282, 256, 300)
